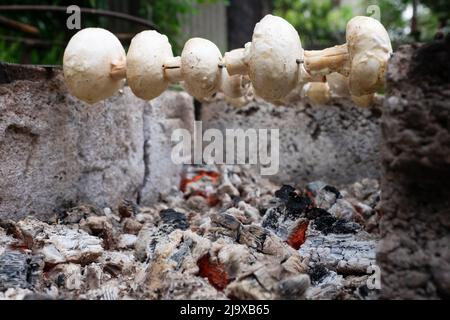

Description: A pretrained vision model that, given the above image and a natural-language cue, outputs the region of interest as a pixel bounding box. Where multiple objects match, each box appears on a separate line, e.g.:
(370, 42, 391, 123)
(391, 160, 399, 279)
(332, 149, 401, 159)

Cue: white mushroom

(302, 16, 392, 101)
(224, 15, 303, 103)
(180, 38, 224, 100)
(303, 81, 331, 106)
(126, 30, 173, 100)
(63, 28, 126, 104)
(326, 72, 350, 98)
(346, 16, 393, 97)
(220, 72, 250, 99)
(351, 94, 375, 107)
(62, 15, 392, 108)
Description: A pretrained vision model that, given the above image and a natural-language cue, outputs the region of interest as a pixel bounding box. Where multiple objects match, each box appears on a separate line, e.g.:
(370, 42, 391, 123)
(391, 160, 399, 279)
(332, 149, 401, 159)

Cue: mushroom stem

(304, 44, 349, 77)
(110, 57, 127, 80)
(163, 56, 183, 83)
(223, 48, 248, 76)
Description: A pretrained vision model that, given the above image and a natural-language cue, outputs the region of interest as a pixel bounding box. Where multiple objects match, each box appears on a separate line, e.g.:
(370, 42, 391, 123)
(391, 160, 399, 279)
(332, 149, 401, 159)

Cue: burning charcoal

(323, 185, 342, 199)
(329, 199, 358, 222)
(100, 251, 135, 277)
(299, 229, 376, 275)
(278, 274, 311, 299)
(217, 181, 240, 198)
(313, 214, 338, 233)
(275, 185, 296, 201)
(160, 209, 189, 230)
(60, 204, 102, 224)
(28, 254, 45, 288)
(237, 201, 260, 223)
(186, 195, 209, 212)
(262, 205, 309, 250)
(274, 185, 311, 218)
(217, 166, 240, 198)
(209, 213, 241, 240)
(22, 293, 54, 300)
(261, 207, 281, 231)
(39, 228, 104, 265)
(348, 179, 380, 205)
(117, 234, 137, 250)
(46, 263, 83, 291)
(160, 273, 227, 300)
(308, 264, 330, 285)
(0, 250, 30, 291)
(80, 216, 117, 250)
(305, 270, 344, 300)
(238, 225, 268, 252)
(118, 199, 138, 219)
(286, 219, 309, 249)
(225, 259, 309, 300)
(305, 181, 327, 196)
(135, 226, 164, 261)
(0, 288, 34, 300)
(313, 186, 339, 210)
(122, 218, 142, 235)
(305, 207, 330, 220)
(0, 227, 16, 256)
(85, 263, 103, 290)
(225, 207, 251, 225)
(145, 230, 212, 298)
(312, 211, 360, 235)
(99, 284, 120, 300)
(197, 254, 230, 290)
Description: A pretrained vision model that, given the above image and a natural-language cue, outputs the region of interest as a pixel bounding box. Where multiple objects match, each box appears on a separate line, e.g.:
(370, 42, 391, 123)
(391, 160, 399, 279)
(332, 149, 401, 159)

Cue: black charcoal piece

(160, 209, 189, 230)
(0, 250, 30, 291)
(309, 264, 329, 284)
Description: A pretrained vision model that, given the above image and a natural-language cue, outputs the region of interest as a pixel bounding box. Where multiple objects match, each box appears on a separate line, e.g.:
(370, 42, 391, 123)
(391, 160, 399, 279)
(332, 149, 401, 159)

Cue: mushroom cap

(326, 72, 350, 97)
(247, 15, 302, 102)
(181, 38, 223, 100)
(127, 30, 173, 101)
(220, 71, 248, 98)
(346, 16, 392, 96)
(303, 82, 331, 105)
(63, 28, 126, 104)
(351, 94, 374, 107)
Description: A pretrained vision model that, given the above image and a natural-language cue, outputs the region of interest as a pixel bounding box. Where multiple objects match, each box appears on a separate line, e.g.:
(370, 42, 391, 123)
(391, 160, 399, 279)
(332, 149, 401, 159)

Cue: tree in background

(227, 0, 272, 50)
(0, 0, 221, 64)
(273, 0, 354, 48)
(273, 0, 447, 49)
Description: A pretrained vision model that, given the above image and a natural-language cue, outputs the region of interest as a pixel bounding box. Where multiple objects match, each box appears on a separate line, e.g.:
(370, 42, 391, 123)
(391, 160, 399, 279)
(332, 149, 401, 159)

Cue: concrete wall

(378, 40, 450, 299)
(0, 63, 194, 221)
(201, 96, 382, 187)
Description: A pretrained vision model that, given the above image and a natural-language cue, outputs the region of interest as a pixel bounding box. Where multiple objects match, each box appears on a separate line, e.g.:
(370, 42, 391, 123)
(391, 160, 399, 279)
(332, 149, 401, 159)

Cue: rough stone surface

(139, 90, 194, 205)
(201, 96, 382, 186)
(378, 41, 450, 299)
(0, 63, 194, 221)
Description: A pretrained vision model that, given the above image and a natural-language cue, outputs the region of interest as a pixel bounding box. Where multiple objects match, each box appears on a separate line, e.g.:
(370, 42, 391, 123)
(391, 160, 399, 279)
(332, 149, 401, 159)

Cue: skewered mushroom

(62, 15, 392, 107)
(63, 28, 126, 104)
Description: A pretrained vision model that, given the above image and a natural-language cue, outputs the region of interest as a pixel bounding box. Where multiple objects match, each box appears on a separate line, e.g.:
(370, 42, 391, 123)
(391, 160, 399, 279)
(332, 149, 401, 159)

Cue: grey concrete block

(378, 42, 450, 299)
(0, 63, 194, 220)
(201, 96, 382, 186)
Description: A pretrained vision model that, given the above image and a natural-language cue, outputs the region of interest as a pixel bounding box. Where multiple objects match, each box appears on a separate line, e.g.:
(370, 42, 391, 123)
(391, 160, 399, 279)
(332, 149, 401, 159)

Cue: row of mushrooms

(63, 14, 393, 107)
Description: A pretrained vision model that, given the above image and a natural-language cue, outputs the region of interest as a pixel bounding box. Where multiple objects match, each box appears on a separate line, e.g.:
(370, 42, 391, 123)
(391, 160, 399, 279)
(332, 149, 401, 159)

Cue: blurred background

(0, 0, 448, 65)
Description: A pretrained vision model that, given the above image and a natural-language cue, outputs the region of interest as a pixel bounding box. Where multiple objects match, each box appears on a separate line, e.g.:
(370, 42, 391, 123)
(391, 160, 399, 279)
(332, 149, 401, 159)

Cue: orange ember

(197, 254, 229, 291)
(287, 220, 309, 249)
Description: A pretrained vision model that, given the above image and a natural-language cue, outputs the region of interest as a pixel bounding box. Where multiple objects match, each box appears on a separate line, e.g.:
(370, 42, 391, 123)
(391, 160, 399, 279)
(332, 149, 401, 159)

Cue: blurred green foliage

(0, 0, 447, 65)
(273, 0, 353, 48)
(274, 0, 448, 49)
(0, 0, 221, 65)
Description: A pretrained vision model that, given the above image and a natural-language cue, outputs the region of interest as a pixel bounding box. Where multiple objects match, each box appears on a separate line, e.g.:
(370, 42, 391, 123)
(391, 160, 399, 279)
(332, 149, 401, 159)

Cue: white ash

(0, 164, 380, 300)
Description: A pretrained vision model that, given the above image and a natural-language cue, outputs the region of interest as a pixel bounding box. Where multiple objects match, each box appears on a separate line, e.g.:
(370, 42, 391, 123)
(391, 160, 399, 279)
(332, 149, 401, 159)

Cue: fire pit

(0, 163, 380, 300)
